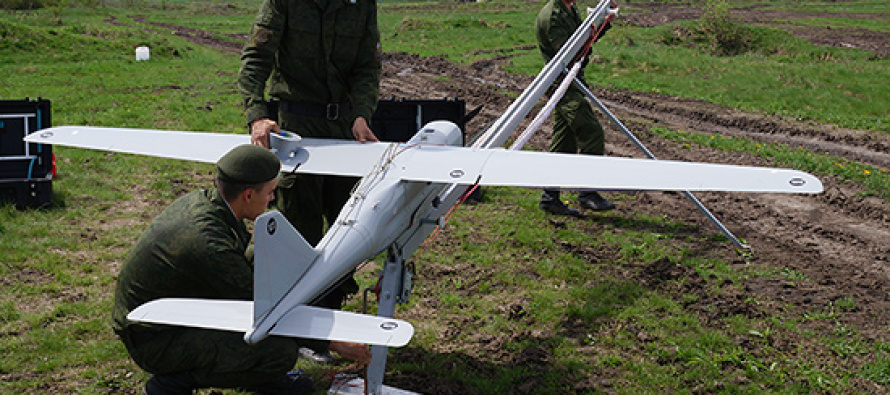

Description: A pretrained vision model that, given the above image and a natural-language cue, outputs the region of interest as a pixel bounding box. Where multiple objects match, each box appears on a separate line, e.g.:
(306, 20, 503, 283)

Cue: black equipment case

(267, 97, 469, 142)
(0, 98, 53, 209)
(372, 98, 467, 143)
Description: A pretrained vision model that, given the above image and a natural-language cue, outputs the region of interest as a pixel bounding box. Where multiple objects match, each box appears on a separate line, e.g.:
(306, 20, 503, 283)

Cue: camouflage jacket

(112, 189, 254, 334)
(238, 0, 382, 128)
(536, 0, 591, 86)
(536, 0, 583, 61)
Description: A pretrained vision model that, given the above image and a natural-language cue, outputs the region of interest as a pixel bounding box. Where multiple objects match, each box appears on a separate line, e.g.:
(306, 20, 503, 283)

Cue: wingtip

(380, 319, 415, 347)
(790, 172, 824, 194)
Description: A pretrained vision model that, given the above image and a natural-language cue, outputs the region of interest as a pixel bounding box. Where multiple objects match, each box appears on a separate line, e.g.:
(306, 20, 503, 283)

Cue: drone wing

(27, 125, 823, 193)
(24, 126, 392, 177)
(392, 145, 823, 194)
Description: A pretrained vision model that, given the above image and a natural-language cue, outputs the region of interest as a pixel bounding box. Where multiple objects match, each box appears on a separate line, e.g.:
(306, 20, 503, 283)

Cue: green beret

(216, 145, 280, 184)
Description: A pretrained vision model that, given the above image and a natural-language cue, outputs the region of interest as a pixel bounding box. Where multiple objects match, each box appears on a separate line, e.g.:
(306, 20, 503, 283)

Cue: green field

(1, 0, 888, 393)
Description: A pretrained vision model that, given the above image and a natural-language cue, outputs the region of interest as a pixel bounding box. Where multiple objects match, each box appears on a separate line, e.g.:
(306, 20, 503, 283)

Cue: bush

(659, 0, 761, 56)
(698, 0, 759, 55)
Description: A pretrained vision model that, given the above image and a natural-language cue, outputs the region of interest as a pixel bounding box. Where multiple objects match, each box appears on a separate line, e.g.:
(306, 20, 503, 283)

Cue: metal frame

(366, 246, 408, 394)
(0, 113, 37, 160)
(571, 78, 750, 249)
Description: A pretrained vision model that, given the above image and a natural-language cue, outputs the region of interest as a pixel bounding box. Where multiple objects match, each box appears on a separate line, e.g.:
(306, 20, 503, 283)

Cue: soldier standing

(238, 0, 383, 363)
(536, 0, 616, 216)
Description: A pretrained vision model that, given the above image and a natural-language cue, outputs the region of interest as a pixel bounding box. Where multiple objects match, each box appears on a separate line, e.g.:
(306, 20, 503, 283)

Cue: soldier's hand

(329, 341, 372, 367)
(352, 117, 379, 143)
(250, 118, 279, 148)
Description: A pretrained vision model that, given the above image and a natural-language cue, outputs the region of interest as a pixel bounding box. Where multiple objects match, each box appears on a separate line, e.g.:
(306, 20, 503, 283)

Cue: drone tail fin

(252, 210, 319, 322)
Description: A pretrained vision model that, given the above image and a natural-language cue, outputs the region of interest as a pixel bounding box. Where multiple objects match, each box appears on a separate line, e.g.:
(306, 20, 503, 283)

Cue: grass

(372, 186, 887, 393)
(773, 0, 890, 14)
(788, 17, 890, 33)
(1, 0, 888, 393)
(509, 20, 888, 132)
(383, 0, 890, 133)
(380, 7, 538, 64)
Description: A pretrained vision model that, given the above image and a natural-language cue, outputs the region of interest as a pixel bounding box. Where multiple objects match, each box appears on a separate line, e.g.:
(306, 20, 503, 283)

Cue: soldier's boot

(578, 191, 615, 212)
(143, 373, 197, 395)
(539, 190, 581, 217)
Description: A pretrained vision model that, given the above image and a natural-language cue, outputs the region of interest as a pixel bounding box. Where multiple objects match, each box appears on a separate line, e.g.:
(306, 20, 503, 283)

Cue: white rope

(509, 60, 584, 151)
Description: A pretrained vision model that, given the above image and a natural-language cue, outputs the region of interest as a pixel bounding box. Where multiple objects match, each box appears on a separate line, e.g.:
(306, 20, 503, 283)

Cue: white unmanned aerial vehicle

(25, 1, 821, 393)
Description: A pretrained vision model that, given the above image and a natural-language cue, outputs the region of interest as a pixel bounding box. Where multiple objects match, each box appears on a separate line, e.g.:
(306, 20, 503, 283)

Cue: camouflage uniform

(237, 0, 381, 345)
(112, 189, 301, 388)
(238, 0, 381, 131)
(238, 0, 380, 241)
(537, 0, 606, 205)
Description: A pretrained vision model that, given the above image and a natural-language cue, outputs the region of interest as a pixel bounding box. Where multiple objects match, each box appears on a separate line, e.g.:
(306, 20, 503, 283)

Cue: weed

(0, 300, 21, 323)
(736, 246, 754, 263)
(827, 322, 869, 357)
(833, 296, 857, 311)
(781, 267, 808, 284)
(748, 327, 774, 345)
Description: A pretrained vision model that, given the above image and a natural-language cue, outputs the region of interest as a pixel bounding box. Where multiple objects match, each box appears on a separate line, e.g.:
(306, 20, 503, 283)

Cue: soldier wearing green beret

(112, 145, 368, 394)
(238, 0, 382, 363)
(536, 0, 616, 216)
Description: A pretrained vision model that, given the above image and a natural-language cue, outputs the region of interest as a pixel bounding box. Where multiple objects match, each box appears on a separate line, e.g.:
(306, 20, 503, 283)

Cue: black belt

(279, 100, 351, 121)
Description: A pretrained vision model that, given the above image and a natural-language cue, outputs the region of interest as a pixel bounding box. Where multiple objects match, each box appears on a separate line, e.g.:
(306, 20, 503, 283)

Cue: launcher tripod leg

(573, 77, 750, 249)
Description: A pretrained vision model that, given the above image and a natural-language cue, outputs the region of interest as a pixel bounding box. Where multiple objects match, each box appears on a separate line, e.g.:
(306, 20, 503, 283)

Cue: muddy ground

(378, 52, 890, 392)
(113, 3, 888, 393)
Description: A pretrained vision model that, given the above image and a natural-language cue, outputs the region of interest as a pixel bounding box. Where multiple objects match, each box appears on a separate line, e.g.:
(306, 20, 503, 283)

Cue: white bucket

(135, 46, 150, 61)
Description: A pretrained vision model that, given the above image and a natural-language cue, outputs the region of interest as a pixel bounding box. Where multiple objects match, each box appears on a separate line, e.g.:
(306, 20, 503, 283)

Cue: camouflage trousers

(120, 327, 301, 388)
(551, 87, 605, 156)
(542, 87, 605, 202)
